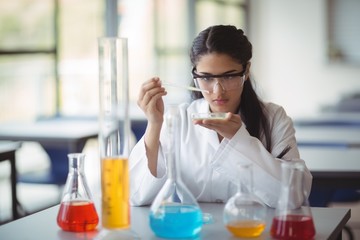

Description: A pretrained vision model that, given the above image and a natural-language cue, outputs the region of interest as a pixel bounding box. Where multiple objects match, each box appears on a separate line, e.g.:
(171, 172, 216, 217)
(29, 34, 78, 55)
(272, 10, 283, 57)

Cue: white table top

(294, 113, 360, 147)
(300, 147, 360, 172)
(0, 119, 98, 141)
(295, 126, 360, 147)
(0, 141, 21, 153)
(0, 203, 351, 240)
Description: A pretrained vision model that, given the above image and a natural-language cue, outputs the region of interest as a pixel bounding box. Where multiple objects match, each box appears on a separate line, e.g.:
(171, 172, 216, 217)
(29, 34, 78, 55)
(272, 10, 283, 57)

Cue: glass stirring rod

(162, 82, 209, 93)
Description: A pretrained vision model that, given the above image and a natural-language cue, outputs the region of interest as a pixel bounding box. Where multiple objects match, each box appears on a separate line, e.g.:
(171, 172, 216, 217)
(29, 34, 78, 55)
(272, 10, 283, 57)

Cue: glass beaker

(223, 163, 267, 238)
(270, 161, 316, 240)
(97, 37, 138, 240)
(149, 105, 203, 239)
(57, 153, 99, 232)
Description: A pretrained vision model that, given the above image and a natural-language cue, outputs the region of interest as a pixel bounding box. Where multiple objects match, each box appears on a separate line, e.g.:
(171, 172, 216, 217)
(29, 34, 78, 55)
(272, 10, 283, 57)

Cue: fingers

(193, 112, 242, 139)
(137, 77, 167, 108)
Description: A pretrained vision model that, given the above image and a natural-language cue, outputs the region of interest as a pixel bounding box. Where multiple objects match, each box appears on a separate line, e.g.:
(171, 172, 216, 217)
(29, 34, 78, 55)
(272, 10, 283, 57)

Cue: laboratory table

(0, 119, 98, 151)
(0, 203, 351, 240)
(295, 126, 360, 148)
(0, 141, 21, 219)
(294, 119, 360, 189)
(294, 115, 360, 148)
(300, 147, 360, 188)
(0, 119, 98, 184)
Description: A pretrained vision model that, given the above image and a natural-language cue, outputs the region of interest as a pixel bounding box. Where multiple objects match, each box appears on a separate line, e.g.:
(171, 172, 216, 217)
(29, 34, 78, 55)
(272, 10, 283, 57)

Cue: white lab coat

(129, 99, 312, 208)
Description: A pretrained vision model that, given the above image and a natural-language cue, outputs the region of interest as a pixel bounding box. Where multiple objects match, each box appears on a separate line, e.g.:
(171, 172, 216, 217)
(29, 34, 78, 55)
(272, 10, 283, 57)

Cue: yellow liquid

(226, 220, 266, 237)
(101, 157, 130, 229)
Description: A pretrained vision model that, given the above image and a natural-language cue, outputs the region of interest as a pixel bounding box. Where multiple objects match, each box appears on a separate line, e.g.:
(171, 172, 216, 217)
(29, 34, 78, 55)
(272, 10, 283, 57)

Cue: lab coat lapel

(207, 129, 221, 149)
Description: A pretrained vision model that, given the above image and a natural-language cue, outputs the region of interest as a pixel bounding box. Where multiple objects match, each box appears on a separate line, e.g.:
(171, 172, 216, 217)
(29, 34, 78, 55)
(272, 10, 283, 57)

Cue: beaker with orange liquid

(223, 163, 267, 238)
(57, 153, 99, 232)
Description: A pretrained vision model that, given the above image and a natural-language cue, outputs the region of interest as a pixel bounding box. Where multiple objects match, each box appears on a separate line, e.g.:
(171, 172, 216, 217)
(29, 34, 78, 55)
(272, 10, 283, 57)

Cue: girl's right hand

(137, 77, 167, 124)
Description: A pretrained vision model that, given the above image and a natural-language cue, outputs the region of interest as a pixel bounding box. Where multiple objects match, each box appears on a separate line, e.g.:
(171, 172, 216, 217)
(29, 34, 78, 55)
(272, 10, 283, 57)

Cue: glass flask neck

(167, 147, 180, 182)
(237, 163, 253, 195)
(61, 153, 93, 202)
(165, 105, 181, 182)
(279, 161, 307, 209)
(68, 153, 85, 174)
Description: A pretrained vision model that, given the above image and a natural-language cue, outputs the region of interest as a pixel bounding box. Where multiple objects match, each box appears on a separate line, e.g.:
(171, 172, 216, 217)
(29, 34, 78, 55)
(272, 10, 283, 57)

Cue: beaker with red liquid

(270, 161, 315, 240)
(57, 153, 99, 232)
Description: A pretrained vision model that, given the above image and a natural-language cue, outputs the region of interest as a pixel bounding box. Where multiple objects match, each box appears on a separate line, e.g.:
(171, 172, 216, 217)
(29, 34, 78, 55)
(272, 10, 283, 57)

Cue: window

(58, 0, 103, 116)
(152, 0, 248, 103)
(327, 0, 360, 64)
(0, 0, 103, 122)
(196, 0, 248, 32)
(0, 0, 248, 122)
(0, 0, 57, 121)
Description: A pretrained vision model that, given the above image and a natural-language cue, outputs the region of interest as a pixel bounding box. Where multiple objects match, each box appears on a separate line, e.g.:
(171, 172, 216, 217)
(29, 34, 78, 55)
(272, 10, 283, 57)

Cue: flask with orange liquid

(223, 163, 267, 238)
(57, 153, 99, 232)
(270, 161, 316, 240)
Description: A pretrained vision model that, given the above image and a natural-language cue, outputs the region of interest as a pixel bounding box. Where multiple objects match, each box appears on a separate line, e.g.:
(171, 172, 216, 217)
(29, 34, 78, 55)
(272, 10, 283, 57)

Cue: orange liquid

(101, 157, 130, 229)
(226, 220, 266, 237)
(57, 201, 99, 232)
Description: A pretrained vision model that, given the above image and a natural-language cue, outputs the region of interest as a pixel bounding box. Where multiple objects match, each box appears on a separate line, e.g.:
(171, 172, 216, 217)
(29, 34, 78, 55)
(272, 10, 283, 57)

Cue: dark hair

(189, 25, 271, 151)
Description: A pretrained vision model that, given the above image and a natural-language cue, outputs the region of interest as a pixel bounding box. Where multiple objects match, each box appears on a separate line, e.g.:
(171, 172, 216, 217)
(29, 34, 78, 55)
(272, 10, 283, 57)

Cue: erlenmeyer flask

(57, 153, 99, 232)
(270, 161, 316, 240)
(223, 163, 267, 238)
(149, 105, 203, 239)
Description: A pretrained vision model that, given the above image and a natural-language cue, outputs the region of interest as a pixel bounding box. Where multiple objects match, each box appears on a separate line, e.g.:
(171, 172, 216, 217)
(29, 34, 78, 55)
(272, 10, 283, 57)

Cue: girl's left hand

(193, 112, 242, 139)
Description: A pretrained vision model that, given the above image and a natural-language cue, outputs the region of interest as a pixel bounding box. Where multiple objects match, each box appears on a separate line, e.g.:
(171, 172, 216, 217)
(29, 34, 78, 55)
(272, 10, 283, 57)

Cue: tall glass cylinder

(98, 37, 131, 232)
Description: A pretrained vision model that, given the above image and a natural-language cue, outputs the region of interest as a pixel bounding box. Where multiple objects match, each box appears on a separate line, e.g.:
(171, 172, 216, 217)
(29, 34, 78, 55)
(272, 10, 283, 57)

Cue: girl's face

(195, 53, 247, 113)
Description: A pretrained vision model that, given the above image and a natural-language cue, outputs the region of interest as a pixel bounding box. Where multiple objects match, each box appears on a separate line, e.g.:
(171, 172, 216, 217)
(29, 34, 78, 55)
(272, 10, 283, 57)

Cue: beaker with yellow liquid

(96, 37, 138, 240)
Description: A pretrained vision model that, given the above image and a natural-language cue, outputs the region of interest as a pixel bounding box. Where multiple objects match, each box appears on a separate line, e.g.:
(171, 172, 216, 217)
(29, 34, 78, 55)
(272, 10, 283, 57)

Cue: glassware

(96, 37, 138, 240)
(191, 112, 227, 120)
(223, 163, 267, 238)
(149, 105, 203, 239)
(270, 161, 316, 240)
(57, 153, 99, 232)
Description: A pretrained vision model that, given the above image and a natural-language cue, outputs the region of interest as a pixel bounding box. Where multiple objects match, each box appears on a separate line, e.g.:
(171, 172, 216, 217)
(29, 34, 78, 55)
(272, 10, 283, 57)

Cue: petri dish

(191, 112, 227, 120)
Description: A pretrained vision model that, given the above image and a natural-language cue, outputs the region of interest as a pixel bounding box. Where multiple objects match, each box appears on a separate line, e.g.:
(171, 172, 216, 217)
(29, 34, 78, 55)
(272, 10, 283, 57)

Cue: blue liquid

(149, 205, 203, 238)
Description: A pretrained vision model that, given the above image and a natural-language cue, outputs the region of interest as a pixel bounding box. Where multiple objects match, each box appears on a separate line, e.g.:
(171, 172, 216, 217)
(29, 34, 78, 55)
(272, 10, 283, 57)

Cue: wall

(249, 0, 360, 118)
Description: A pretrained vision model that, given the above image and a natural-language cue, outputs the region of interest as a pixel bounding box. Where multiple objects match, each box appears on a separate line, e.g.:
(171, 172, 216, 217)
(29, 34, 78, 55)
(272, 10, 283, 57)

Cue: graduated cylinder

(98, 37, 130, 230)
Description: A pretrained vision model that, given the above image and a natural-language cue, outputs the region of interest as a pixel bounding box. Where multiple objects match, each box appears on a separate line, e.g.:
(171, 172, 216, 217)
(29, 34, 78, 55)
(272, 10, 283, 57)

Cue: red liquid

(57, 201, 99, 232)
(270, 215, 316, 240)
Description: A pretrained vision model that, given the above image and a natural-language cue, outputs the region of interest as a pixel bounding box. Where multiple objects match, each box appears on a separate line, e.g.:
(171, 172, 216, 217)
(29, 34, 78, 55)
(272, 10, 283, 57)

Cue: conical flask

(149, 105, 203, 239)
(57, 153, 99, 232)
(223, 163, 267, 238)
(270, 161, 316, 240)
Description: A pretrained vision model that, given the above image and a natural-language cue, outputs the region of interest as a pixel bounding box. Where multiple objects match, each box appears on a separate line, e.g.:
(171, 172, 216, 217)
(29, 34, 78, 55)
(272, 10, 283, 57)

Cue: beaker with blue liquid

(149, 105, 203, 239)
